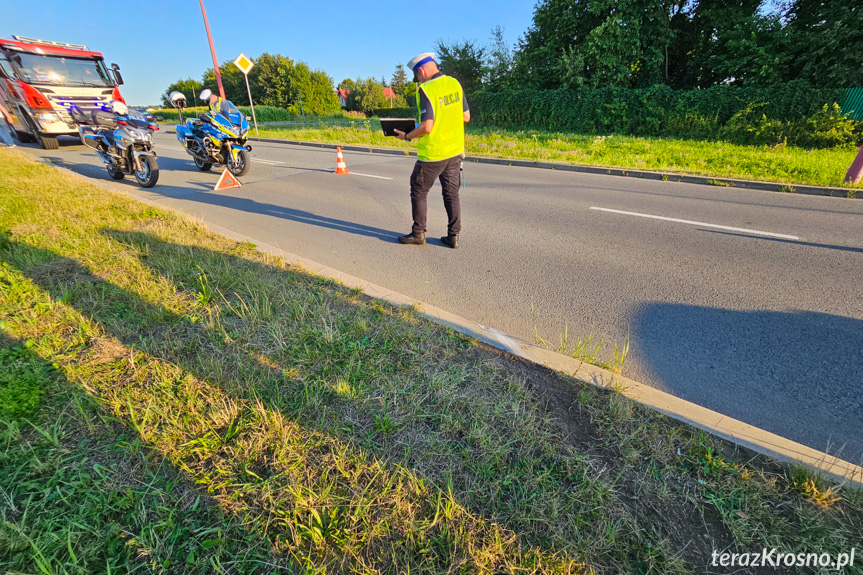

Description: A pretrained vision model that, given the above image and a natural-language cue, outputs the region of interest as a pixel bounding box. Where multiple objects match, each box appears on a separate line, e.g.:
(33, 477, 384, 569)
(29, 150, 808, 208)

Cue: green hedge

(471, 81, 862, 148)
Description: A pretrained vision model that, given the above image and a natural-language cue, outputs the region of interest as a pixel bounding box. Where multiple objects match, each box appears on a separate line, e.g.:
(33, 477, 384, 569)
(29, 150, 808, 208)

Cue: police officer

(198, 88, 232, 117)
(0, 98, 15, 148)
(393, 52, 470, 249)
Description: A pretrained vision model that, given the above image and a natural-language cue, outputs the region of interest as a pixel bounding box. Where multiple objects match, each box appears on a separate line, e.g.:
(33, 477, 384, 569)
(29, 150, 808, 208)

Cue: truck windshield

(11, 52, 113, 88)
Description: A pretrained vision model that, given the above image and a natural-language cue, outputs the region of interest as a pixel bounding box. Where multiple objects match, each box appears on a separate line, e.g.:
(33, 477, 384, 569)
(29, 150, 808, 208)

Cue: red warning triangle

(214, 169, 242, 190)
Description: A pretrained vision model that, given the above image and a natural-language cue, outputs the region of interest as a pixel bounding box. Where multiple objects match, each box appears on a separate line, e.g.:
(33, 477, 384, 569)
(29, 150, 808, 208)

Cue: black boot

(398, 231, 426, 245)
(441, 234, 459, 249)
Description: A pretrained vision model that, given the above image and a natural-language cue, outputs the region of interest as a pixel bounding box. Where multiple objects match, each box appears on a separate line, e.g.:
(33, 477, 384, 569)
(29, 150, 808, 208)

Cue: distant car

(0, 35, 125, 149)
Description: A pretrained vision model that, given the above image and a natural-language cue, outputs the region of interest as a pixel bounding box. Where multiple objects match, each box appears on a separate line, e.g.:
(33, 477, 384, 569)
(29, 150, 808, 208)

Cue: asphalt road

(17, 130, 863, 461)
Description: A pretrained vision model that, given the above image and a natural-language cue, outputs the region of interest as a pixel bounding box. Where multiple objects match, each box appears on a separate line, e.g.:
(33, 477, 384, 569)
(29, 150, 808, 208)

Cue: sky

(2, 0, 538, 106)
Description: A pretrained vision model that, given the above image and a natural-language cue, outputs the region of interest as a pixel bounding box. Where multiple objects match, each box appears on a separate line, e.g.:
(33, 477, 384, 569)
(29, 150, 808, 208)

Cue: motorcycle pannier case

(90, 110, 118, 128)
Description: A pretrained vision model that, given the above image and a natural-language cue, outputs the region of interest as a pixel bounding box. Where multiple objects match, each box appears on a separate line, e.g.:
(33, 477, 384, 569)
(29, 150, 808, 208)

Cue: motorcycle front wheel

(106, 164, 125, 180)
(225, 148, 250, 177)
(134, 156, 159, 188)
(194, 156, 213, 171)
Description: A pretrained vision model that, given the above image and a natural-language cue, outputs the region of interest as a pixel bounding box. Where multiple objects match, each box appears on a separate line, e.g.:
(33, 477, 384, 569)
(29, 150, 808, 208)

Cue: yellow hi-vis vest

(208, 97, 225, 114)
(415, 75, 465, 162)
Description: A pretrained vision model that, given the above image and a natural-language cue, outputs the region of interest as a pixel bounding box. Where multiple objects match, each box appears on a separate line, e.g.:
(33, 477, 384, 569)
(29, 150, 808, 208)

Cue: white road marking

(348, 172, 393, 180)
(589, 207, 800, 240)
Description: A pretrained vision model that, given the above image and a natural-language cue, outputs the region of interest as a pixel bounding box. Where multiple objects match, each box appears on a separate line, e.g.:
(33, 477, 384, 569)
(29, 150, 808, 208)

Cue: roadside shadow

(633, 303, 863, 462)
(42, 154, 228, 198)
(188, 192, 403, 242)
(701, 230, 863, 253)
(0, 329, 273, 568)
(4, 232, 582, 567)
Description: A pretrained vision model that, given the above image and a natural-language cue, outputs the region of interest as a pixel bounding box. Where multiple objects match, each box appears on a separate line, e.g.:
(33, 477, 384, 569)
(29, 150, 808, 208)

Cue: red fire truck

(0, 35, 124, 149)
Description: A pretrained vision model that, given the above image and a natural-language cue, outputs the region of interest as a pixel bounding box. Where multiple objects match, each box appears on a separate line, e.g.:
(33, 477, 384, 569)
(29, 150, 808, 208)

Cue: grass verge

(1, 147, 861, 574)
(241, 121, 862, 191)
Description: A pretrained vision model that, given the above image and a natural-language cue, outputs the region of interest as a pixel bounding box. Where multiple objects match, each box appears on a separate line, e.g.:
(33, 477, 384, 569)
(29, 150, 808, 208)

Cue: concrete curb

(242, 136, 858, 200)
(199, 221, 863, 487)
(34, 151, 863, 487)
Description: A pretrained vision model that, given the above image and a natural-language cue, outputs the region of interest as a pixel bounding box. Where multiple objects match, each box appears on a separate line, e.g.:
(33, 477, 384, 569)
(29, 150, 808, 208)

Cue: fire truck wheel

(39, 134, 59, 150)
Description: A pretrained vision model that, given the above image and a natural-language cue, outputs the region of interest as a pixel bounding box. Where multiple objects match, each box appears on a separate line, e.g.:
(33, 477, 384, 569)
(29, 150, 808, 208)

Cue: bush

(720, 103, 863, 148)
(471, 82, 859, 148)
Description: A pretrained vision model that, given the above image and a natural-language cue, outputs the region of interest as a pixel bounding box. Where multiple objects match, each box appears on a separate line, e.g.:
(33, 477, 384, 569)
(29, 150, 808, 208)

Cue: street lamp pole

(198, 0, 225, 99)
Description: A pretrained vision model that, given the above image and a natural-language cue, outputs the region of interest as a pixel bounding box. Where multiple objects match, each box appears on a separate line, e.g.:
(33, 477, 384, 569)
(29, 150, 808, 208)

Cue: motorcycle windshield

(218, 101, 243, 127)
(214, 101, 249, 134)
(125, 110, 151, 130)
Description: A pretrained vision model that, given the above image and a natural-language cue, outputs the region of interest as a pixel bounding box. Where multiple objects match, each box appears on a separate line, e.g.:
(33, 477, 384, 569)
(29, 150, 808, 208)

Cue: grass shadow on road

(703, 230, 863, 253)
(186, 192, 403, 242)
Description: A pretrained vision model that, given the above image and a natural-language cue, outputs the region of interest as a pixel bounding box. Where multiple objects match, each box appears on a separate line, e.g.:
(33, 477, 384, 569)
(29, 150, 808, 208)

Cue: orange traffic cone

(334, 146, 350, 174)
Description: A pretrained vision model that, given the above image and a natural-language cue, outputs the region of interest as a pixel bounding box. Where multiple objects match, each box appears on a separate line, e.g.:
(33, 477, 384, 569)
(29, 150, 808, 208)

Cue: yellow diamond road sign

(234, 53, 254, 75)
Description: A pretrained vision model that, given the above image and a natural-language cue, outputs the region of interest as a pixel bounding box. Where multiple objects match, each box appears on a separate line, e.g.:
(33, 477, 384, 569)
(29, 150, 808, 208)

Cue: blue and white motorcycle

(72, 101, 160, 188)
(169, 91, 251, 177)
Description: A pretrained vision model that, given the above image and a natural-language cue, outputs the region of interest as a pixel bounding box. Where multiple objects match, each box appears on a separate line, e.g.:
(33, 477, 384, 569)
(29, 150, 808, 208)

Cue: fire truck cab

(0, 35, 124, 149)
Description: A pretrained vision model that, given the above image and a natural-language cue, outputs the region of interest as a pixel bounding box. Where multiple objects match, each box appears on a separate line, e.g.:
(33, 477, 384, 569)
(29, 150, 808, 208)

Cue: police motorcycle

(71, 101, 160, 188)
(169, 90, 251, 177)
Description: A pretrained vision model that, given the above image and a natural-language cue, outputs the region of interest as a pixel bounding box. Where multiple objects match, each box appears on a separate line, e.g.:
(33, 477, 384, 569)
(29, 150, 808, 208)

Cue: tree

(338, 78, 359, 110)
(161, 77, 203, 107)
(286, 63, 340, 116)
(434, 38, 487, 96)
(391, 64, 408, 95)
(784, 0, 863, 87)
(165, 52, 339, 116)
(683, 0, 786, 87)
(485, 26, 515, 91)
(253, 52, 295, 108)
(403, 82, 418, 108)
(202, 60, 246, 104)
(511, 0, 605, 89)
(350, 78, 389, 112)
(560, 0, 676, 89)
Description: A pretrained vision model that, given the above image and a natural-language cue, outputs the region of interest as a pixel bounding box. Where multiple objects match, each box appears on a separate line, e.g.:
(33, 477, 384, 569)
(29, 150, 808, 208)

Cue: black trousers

(409, 155, 462, 235)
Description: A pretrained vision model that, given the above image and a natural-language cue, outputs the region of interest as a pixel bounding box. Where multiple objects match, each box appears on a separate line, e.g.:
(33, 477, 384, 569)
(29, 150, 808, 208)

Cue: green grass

(1, 147, 861, 574)
(244, 122, 863, 190)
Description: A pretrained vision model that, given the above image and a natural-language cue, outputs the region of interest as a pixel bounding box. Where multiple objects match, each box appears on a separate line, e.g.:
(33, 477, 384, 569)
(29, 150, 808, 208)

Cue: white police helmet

(199, 88, 213, 101)
(169, 91, 187, 108)
(109, 100, 128, 115)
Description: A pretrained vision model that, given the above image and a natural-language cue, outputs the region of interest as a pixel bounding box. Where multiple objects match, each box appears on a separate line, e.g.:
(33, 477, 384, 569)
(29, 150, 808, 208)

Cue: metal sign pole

(233, 53, 257, 136)
(244, 72, 258, 135)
